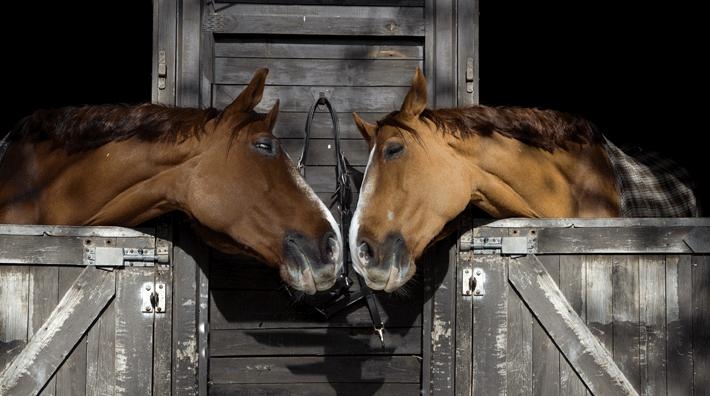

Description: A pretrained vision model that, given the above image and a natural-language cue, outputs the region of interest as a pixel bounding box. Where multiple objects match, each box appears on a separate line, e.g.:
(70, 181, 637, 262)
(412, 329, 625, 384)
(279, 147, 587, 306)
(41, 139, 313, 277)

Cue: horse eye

(384, 143, 405, 160)
(255, 142, 271, 151)
(253, 138, 278, 157)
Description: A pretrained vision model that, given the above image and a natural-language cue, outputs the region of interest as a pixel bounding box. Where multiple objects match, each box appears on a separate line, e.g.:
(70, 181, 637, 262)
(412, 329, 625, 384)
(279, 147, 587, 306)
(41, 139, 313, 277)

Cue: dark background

(1, 1, 707, 210)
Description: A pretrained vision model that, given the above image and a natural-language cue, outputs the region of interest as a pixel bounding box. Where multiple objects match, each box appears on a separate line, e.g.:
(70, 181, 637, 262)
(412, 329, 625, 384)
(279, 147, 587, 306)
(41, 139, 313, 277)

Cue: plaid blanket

(604, 138, 699, 217)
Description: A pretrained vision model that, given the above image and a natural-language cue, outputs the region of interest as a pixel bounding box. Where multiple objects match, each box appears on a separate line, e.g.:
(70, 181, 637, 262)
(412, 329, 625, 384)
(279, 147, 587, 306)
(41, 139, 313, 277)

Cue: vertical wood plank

(666, 255, 693, 396)
(456, 0, 479, 106)
(692, 254, 710, 394)
(429, 236, 457, 395)
(532, 255, 560, 396)
(432, 0, 455, 109)
(0, 265, 29, 372)
(559, 255, 588, 395)
(613, 255, 641, 392)
(30, 267, 59, 396)
(153, 223, 174, 396)
(198, 253, 209, 396)
(177, 0, 202, 108)
(56, 267, 87, 396)
(153, 0, 177, 105)
(89, 301, 116, 396)
(200, 22, 214, 108)
(507, 285, 532, 395)
(586, 255, 613, 350)
(472, 252, 508, 395)
(639, 255, 666, 395)
(455, 227, 474, 396)
(114, 268, 154, 395)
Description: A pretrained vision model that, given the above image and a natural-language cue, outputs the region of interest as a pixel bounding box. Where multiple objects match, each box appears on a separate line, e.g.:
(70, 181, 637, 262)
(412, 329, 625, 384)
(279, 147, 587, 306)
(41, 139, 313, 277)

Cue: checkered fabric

(604, 138, 699, 217)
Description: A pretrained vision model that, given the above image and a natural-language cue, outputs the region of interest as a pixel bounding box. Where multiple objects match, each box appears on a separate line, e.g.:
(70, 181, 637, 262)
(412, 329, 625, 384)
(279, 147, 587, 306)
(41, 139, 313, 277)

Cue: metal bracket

(84, 246, 170, 267)
(141, 282, 166, 313)
(466, 57, 475, 93)
(460, 236, 537, 255)
(463, 268, 485, 296)
(158, 50, 167, 90)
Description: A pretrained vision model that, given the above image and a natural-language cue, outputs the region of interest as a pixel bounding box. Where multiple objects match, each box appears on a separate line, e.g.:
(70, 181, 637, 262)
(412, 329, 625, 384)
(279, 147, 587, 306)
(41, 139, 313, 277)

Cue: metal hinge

(466, 57, 475, 93)
(462, 267, 485, 296)
(141, 282, 167, 314)
(460, 236, 537, 255)
(83, 246, 170, 267)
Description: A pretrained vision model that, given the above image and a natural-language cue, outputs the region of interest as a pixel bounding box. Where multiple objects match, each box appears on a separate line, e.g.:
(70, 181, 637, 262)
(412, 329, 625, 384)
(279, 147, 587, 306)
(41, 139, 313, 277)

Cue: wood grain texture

(0, 265, 29, 373)
(532, 254, 560, 396)
(428, 238, 457, 394)
(613, 255, 641, 392)
(585, 255, 613, 350)
(692, 254, 710, 394)
(57, 267, 87, 396)
(559, 255, 588, 395)
(537, 227, 704, 254)
(638, 255, 666, 395)
(666, 255, 693, 396)
(507, 285, 532, 395)
(208, 383, 421, 396)
(215, 40, 422, 60)
(273, 112, 387, 140)
(0, 236, 84, 265)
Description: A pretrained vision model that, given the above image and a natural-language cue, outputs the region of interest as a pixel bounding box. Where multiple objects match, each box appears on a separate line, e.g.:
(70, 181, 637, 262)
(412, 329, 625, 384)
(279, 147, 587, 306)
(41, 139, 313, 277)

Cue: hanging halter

(295, 92, 385, 347)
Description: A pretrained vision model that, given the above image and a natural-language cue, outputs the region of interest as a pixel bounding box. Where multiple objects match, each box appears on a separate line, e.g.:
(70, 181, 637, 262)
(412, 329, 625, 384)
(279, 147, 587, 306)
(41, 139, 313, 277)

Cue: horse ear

(352, 112, 376, 146)
(224, 68, 269, 115)
(265, 99, 279, 130)
(400, 67, 427, 117)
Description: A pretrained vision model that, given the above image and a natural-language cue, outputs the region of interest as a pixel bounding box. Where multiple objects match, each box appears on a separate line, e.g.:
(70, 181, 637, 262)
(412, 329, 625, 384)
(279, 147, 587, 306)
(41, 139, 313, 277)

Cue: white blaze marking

(349, 144, 377, 274)
(387, 210, 394, 222)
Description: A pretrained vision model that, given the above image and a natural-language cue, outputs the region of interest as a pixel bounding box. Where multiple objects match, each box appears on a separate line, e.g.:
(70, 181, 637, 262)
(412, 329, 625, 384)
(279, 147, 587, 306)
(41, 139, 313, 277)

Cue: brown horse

(0, 68, 342, 295)
(349, 68, 698, 292)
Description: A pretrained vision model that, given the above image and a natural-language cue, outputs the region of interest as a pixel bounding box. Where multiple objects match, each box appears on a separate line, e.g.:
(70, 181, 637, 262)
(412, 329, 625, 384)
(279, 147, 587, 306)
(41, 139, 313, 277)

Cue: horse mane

(379, 105, 604, 152)
(9, 103, 248, 153)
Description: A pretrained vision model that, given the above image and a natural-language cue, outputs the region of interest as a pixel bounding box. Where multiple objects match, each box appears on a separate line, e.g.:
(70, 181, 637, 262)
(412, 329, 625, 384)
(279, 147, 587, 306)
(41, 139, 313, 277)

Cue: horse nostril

(324, 235, 340, 263)
(357, 240, 373, 265)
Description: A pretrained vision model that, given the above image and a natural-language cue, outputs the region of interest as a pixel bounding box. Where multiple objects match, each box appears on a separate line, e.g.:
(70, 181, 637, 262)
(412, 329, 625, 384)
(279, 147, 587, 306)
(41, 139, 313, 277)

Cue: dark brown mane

(11, 103, 229, 153)
(378, 105, 603, 152)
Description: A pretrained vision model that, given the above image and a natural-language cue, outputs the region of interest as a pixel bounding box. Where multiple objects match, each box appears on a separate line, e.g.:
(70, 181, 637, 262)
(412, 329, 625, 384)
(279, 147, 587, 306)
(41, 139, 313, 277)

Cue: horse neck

(453, 131, 619, 217)
(0, 136, 201, 226)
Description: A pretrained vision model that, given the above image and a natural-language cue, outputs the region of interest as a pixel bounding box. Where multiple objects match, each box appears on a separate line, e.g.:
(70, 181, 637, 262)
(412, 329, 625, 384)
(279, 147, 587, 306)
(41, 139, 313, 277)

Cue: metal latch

(462, 268, 485, 296)
(158, 50, 167, 90)
(466, 57, 475, 93)
(84, 246, 170, 267)
(141, 282, 166, 313)
(460, 236, 536, 255)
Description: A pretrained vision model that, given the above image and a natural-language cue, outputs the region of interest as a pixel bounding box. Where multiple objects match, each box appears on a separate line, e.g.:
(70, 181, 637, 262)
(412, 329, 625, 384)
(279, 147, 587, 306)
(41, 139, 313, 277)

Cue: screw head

(146, 285, 151, 291)
(145, 306, 152, 312)
(474, 290, 481, 295)
(158, 284, 164, 289)
(475, 269, 482, 275)
(156, 307, 162, 312)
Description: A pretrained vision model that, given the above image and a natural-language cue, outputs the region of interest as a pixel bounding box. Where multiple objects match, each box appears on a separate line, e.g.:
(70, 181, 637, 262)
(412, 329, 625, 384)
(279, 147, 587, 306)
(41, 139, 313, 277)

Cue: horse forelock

(377, 106, 604, 152)
(11, 103, 237, 153)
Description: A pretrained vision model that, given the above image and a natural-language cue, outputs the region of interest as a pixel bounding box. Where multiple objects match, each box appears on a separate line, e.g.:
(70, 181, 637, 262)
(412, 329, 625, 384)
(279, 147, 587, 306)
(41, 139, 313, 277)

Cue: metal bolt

(475, 269, 482, 275)
(156, 307, 162, 312)
(146, 285, 151, 291)
(158, 284, 164, 289)
(474, 290, 482, 296)
(145, 306, 152, 312)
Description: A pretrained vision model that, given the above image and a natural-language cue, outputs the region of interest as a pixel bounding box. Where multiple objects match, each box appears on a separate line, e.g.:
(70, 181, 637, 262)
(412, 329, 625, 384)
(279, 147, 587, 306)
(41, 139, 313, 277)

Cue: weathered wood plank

(210, 356, 421, 384)
(273, 112, 387, 140)
(213, 85, 409, 113)
(114, 268, 154, 395)
(507, 285, 532, 395)
(30, 266, 59, 396)
(456, 0, 479, 106)
(216, 0, 424, 5)
(151, 0, 177, 105)
(471, 251, 508, 395)
(692, 254, 710, 394)
(208, 383, 422, 396)
(0, 265, 29, 373)
(638, 255, 666, 395)
(57, 267, 87, 396)
(429, 238, 457, 394)
(613, 255, 641, 392)
(153, 224, 173, 396)
(509, 255, 638, 395)
(209, 327, 420, 356)
(216, 58, 422, 86)
(0, 236, 84, 265)
(585, 255, 613, 350)
(215, 40, 423, 60)
(666, 255, 693, 396)
(88, 301, 115, 396)
(559, 255, 588, 395)
(455, 228, 474, 396)
(176, 0, 200, 108)
(211, 290, 422, 329)
(537, 227, 707, 254)
(532, 255, 560, 396)
(209, 5, 424, 36)
(478, 218, 710, 229)
(283, 139, 370, 167)
(0, 267, 115, 396)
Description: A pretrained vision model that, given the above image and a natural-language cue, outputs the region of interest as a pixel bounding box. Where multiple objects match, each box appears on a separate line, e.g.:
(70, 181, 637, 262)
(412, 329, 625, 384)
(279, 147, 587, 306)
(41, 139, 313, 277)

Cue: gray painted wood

(692, 254, 710, 394)
(477, 217, 710, 229)
(213, 85, 410, 113)
(200, 20, 215, 110)
(282, 139, 370, 167)
(87, 301, 115, 396)
(0, 265, 29, 373)
(585, 255, 613, 350)
(0, 236, 84, 265)
(114, 268, 154, 395)
(215, 40, 423, 60)
(198, 253, 209, 396)
(0, 267, 115, 396)
(274, 112, 388, 140)
(666, 255, 693, 396)
(215, 0, 424, 5)
(532, 254, 560, 396)
(152, 0, 177, 105)
(211, 290, 421, 329)
(559, 255, 588, 395)
(210, 355, 421, 383)
(456, 0, 479, 106)
(471, 248, 508, 395)
(507, 284, 533, 395)
(638, 255, 666, 395)
(177, 0, 201, 108)
(0, 225, 159, 238)
(30, 266, 59, 396)
(153, 224, 173, 396)
(429, 238, 457, 394)
(455, 228, 474, 396)
(613, 255, 641, 392)
(209, 383, 422, 396)
(508, 255, 638, 395)
(57, 267, 87, 396)
(209, 327, 421, 356)
(172, 227, 207, 395)
(432, 0, 455, 109)
(211, 5, 425, 36)
(537, 226, 707, 254)
(216, 58, 422, 86)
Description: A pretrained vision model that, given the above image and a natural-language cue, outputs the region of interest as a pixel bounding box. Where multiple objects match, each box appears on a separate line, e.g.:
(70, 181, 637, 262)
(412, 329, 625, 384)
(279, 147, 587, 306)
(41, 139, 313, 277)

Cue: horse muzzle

(352, 232, 414, 292)
(282, 231, 342, 295)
